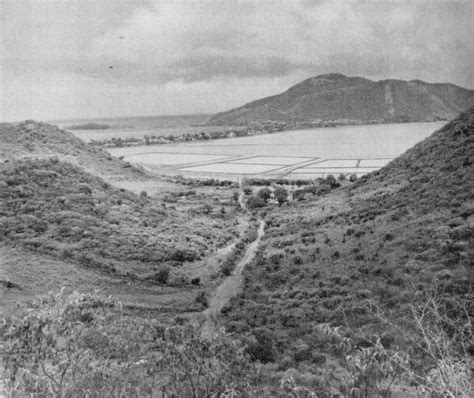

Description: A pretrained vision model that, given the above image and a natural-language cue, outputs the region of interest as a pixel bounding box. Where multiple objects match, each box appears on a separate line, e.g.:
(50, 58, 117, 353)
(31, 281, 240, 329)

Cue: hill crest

(0, 120, 146, 181)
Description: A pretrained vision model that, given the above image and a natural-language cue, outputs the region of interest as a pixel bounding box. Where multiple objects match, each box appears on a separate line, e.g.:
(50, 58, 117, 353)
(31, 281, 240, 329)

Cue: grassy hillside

(0, 158, 239, 307)
(221, 109, 473, 392)
(0, 120, 147, 182)
(210, 73, 474, 125)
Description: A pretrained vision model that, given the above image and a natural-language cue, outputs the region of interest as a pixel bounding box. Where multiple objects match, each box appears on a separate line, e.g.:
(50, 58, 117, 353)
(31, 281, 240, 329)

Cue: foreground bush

(1, 289, 256, 397)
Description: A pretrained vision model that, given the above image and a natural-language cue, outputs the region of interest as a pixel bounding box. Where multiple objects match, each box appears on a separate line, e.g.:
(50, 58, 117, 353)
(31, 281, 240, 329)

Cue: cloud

(1, 0, 473, 120)
(84, 0, 473, 86)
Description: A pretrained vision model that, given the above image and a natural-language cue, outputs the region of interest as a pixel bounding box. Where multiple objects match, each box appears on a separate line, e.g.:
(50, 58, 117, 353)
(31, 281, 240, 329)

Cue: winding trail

(201, 185, 265, 338)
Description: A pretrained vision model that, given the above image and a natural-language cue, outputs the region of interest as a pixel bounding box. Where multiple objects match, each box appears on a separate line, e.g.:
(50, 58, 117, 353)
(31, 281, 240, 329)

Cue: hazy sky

(1, 0, 473, 121)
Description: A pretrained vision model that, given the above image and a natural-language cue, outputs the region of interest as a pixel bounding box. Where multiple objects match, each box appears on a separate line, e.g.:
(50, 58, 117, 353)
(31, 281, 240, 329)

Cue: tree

(349, 173, 358, 182)
(274, 186, 288, 206)
(247, 195, 265, 208)
(257, 187, 272, 203)
(324, 175, 340, 188)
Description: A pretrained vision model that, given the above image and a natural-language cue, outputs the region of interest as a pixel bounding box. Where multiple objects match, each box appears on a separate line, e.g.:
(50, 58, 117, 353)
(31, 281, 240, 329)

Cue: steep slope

(0, 120, 146, 182)
(221, 109, 473, 389)
(210, 73, 474, 125)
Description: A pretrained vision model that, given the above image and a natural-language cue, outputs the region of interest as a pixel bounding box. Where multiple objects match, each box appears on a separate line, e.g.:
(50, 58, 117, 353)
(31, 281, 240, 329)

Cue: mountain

(210, 73, 474, 125)
(222, 108, 473, 389)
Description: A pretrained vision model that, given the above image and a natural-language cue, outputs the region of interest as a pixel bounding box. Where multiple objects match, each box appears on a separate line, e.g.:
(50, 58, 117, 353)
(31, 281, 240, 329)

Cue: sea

(49, 114, 233, 142)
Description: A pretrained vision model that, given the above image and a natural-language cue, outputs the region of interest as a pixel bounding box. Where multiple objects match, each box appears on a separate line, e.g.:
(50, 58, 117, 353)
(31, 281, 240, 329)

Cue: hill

(0, 158, 239, 312)
(210, 73, 474, 125)
(221, 108, 473, 393)
(0, 120, 145, 182)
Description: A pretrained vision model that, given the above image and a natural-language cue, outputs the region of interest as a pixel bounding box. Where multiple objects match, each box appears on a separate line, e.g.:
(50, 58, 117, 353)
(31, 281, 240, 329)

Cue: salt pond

(106, 121, 445, 178)
(124, 153, 232, 166)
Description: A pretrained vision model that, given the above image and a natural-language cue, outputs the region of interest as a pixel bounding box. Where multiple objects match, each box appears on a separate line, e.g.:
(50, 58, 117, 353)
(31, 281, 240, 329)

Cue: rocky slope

(210, 73, 474, 125)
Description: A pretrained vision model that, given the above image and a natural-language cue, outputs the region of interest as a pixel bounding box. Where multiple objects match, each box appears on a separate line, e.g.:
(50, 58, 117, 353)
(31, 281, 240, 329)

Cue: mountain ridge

(210, 74, 474, 125)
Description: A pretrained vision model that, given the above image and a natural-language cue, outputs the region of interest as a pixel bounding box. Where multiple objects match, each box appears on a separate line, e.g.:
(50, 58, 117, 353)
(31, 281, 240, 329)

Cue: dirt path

(201, 184, 265, 338)
(201, 218, 265, 338)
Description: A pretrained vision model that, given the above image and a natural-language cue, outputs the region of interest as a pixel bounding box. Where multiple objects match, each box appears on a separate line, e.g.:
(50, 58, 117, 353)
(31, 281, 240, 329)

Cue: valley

(2, 2, 473, 395)
(0, 111, 472, 397)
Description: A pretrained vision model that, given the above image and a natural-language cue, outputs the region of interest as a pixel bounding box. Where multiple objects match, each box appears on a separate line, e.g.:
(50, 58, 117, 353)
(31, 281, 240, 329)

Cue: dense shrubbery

(172, 175, 237, 187)
(0, 159, 235, 279)
(0, 290, 257, 397)
(221, 110, 474, 393)
(0, 290, 330, 397)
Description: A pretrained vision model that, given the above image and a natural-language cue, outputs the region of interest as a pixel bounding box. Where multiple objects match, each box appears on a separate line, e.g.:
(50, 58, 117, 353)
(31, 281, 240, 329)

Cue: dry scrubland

(0, 121, 248, 320)
(222, 109, 473, 394)
(1, 111, 473, 397)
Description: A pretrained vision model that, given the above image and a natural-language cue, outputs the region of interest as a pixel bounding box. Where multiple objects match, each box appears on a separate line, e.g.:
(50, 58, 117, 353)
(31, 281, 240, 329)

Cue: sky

(1, 0, 473, 121)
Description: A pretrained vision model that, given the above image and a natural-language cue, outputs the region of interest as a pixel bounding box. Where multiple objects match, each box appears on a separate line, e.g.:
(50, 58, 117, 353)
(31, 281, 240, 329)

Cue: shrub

(274, 186, 288, 206)
(349, 173, 358, 182)
(257, 187, 272, 203)
(152, 267, 170, 284)
(247, 195, 265, 208)
(195, 291, 208, 308)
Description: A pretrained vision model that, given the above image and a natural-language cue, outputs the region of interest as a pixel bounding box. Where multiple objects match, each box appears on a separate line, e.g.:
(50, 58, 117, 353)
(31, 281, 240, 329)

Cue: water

(109, 121, 444, 159)
(103, 121, 446, 178)
(50, 114, 238, 141)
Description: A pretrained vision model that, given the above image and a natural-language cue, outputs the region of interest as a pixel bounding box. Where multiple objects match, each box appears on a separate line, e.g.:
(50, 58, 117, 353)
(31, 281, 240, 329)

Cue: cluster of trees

(246, 187, 288, 209)
(245, 174, 352, 208)
(172, 175, 237, 188)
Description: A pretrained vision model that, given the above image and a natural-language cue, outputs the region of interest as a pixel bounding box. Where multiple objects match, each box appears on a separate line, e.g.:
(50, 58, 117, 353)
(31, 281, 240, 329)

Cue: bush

(257, 187, 272, 203)
(274, 186, 288, 206)
(247, 195, 265, 208)
(152, 267, 170, 284)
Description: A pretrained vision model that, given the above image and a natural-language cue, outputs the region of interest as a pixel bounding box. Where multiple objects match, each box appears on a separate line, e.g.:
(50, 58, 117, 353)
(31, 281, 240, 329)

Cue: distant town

(88, 118, 384, 148)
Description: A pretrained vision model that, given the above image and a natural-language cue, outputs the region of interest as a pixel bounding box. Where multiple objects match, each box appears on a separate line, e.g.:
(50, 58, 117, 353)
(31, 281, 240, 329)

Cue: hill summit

(0, 120, 145, 181)
(210, 74, 474, 125)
